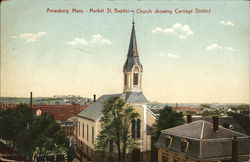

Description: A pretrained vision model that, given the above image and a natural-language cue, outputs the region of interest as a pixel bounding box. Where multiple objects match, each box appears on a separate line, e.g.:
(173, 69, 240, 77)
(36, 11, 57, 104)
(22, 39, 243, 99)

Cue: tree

(30, 114, 70, 160)
(184, 111, 197, 115)
(151, 106, 185, 162)
(0, 105, 71, 161)
(95, 97, 139, 162)
(227, 104, 249, 134)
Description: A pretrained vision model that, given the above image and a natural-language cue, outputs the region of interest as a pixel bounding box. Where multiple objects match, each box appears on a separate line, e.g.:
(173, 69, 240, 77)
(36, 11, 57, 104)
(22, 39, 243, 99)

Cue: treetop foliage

(0, 105, 71, 161)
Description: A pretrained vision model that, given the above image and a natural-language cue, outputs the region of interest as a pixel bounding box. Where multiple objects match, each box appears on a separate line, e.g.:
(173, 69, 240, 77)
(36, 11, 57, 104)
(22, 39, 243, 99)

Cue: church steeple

(127, 17, 138, 57)
(123, 19, 143, 93)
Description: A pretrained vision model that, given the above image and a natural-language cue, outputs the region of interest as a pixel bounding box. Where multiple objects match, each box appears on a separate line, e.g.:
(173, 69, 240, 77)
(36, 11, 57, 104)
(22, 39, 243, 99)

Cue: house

(155, 117, 249, 162)
(76, 19, 156, 162)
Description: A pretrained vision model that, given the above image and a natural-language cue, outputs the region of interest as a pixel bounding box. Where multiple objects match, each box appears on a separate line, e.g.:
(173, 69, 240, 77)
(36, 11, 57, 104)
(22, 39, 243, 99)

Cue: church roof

(77, 92, 148, 121)
(155, 120, 249, 161)
(123, 21, 143, 72)
(77, 94, 120, 121)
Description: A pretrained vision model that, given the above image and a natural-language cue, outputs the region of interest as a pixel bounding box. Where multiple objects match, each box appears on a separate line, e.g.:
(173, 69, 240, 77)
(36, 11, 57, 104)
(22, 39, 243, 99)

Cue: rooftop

(155, 120, 249, 161)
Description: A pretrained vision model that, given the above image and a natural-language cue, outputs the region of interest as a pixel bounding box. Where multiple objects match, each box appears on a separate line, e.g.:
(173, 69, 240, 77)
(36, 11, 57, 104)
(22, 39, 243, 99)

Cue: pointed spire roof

(123, 19, 143, 72)
(127, 18, 138, 57)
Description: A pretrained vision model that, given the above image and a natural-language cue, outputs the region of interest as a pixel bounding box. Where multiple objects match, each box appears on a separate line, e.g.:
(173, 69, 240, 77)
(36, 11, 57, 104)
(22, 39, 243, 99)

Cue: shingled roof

(77, 92, 148, 121)
(155, 120, 249, 161)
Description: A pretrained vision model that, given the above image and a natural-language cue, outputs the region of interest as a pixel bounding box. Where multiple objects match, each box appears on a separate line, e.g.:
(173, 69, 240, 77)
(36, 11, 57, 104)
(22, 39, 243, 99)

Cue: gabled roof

(77, 92, 148, 121)
(77, 94, 121, 121)
(156, 120, 249, 161)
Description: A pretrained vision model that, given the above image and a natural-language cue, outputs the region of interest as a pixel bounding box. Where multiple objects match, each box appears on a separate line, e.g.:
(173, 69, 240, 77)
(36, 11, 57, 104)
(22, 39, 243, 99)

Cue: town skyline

(1, 0, 249, 103)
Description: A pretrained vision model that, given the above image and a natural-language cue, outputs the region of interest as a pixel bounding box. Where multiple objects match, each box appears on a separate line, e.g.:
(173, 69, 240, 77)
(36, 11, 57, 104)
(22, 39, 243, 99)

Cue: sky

(1, 0, 249, 103)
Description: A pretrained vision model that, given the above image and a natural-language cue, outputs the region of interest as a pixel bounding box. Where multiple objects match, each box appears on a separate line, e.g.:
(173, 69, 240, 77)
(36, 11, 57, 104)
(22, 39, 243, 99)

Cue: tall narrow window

(92, 126, 94, 144)
(133, 73, 139, 85)
(132, 119, 136, 138)
(82, 123, 84, 138)
(136, 119, 141, 138)
(87, 125, 89, 141)
(124, 74, 127, 86)
(78, 122, 80, 136)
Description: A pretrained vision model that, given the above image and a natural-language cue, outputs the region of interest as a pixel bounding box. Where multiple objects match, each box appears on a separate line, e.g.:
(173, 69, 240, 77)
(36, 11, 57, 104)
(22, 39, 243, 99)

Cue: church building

(76, 20, 156, 162)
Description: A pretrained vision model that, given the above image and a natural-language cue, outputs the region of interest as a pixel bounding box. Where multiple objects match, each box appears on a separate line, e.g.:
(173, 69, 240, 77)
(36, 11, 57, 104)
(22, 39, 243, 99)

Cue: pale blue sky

(1, 0, 249, 103)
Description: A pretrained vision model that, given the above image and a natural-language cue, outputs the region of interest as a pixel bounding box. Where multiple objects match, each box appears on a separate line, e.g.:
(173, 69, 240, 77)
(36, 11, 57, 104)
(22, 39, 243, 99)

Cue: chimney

(93, 94, 96, 102)
(187, 115, 192, 124)
(232, 136, 238, 161)
(30, 92, 33, 108)
(212, 116, 219, 132)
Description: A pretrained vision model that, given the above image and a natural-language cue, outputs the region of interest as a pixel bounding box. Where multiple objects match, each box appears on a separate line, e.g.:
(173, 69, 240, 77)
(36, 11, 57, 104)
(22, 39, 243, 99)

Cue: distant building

(33, 104, 87, 121)
(155, 117, 249, 162)
(76, 20, 156, 162)
(0, 102, 21, 110)
(171, 107, 203, 113)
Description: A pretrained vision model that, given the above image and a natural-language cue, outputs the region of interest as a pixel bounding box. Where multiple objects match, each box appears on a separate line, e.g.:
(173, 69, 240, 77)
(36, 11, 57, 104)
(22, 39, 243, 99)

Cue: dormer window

(180, 139, 189, 152)
(133, 73, 139, 85)
(165, 136, 173, 148)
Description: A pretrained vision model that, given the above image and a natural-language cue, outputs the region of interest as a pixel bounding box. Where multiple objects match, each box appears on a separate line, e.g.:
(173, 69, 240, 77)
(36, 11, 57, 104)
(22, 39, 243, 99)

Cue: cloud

(67, 34, 111, 45)
(219, 21, 235, 26)
(157, 53, 180, 58)
(206, 43, 235, 52)
(67, 38, 88, 45)
(152, 23, 194, 39)
(224, 47, 235, 51)
(206, 44, 223, 51)
(12, 32, 47, 42)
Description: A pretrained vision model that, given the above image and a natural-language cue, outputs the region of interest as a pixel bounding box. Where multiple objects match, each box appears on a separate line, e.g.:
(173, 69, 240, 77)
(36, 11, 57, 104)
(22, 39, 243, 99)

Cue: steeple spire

(123, 19, 143, 93)
(132, 13, 135, 25)
(128, 17, 138, 57)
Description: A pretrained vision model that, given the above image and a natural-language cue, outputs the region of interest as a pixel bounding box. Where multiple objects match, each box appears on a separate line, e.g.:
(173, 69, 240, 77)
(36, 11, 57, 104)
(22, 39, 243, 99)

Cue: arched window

(132, 119, 136, 138)
(131, 119, 140, 139)
(133, 73, 139, 85)
(136, 119, 141, 138)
